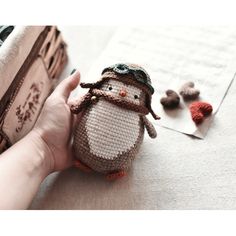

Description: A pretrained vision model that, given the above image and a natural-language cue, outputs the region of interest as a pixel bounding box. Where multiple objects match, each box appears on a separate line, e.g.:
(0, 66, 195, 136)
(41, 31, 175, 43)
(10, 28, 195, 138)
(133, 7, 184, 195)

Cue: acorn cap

(102, 63, 154, 94)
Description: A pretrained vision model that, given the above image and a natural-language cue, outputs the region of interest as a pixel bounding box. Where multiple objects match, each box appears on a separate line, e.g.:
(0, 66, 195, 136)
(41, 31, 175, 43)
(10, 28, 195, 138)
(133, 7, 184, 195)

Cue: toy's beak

(119, 89, 127, 97)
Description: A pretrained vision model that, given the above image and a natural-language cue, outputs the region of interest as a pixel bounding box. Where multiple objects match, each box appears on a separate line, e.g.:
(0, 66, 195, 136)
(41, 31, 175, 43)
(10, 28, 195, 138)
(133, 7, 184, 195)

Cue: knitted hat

(102, 63, 154, 94)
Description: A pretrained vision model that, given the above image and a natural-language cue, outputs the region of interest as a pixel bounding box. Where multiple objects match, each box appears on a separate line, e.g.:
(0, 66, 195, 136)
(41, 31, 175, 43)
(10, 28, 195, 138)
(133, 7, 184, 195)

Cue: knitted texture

(73, 97, 144, 174)
(189, 101, 213, 125)
(142, 116, 157, 138)
(160, 90, 180, 109)
(71, 64, 158, 175)
(179, 81, 200, 100)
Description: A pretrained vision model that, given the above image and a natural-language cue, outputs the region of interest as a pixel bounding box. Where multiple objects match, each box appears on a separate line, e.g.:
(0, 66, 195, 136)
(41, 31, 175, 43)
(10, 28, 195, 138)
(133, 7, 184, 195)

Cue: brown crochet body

(72, 66, 158, 174)
(73, 99, 144, 174)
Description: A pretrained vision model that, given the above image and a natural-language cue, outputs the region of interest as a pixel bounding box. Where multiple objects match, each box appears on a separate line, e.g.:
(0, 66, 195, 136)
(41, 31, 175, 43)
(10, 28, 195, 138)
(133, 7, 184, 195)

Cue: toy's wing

(142, 116, 157, 139)
(70, 93, 92, 114)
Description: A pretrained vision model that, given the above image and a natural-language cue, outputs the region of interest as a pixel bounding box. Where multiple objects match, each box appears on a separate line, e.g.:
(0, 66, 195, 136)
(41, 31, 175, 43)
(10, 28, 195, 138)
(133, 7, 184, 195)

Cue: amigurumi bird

(71, 63, 160, 180)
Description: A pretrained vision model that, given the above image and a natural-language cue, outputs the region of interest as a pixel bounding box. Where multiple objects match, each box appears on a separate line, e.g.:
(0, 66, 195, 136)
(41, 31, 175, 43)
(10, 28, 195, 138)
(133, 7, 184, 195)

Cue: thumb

(53, 70, 80, 102)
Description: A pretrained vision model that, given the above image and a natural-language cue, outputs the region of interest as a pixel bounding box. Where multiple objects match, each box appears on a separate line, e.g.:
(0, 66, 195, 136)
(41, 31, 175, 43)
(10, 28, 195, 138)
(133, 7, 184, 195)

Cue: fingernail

(70, 69, 77, 75)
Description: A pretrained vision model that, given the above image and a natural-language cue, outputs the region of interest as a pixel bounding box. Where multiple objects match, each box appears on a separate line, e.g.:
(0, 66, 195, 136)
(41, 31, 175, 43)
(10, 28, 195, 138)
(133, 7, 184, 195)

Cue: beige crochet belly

(85, 100, 140, 160)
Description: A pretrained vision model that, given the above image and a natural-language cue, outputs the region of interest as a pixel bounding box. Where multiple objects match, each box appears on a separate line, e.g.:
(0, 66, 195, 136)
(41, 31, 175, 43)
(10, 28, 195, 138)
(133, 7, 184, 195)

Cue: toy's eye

(134, 94, 139, 99)
(106, 84, 113, 91)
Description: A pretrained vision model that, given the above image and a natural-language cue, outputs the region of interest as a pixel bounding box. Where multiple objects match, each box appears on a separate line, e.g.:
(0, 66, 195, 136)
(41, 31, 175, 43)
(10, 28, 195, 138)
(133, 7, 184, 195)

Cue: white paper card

(84, 26, 236, 138)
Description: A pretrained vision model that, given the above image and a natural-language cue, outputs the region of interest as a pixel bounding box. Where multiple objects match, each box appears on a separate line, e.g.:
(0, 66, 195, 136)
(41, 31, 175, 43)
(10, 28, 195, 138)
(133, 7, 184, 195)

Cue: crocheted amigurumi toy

(71, 63, 160, 180)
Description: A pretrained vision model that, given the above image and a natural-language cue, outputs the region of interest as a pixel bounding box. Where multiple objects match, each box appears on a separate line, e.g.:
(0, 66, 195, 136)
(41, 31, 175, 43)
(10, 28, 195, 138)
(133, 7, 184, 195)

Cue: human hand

(32, 70, 80, 173)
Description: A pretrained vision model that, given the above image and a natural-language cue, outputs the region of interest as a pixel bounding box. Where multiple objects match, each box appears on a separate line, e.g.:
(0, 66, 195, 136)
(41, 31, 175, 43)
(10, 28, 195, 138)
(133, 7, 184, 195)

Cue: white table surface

(30, 26, 236, 209)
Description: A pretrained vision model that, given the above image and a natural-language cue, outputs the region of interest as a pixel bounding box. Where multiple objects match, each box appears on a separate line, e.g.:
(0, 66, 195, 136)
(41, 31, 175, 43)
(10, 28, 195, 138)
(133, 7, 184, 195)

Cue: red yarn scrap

(189, 101, 213, 125)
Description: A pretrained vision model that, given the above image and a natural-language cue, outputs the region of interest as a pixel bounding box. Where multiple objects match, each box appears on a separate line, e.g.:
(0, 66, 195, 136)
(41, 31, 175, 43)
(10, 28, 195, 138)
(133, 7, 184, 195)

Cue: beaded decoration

(71, 63, 160, 179)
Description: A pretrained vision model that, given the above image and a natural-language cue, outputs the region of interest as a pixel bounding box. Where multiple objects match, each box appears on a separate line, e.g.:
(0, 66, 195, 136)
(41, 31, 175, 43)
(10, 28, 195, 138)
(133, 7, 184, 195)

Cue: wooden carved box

(0, 26, 68, 153)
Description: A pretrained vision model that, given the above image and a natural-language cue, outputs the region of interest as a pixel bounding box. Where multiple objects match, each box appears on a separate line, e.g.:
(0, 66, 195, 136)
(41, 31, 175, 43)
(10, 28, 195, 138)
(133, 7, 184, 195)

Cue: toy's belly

(86, 100, 140, 160)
